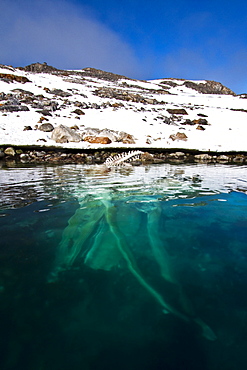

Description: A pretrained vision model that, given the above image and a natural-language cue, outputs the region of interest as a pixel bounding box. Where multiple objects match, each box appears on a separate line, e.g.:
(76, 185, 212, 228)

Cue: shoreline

(1, 145, 247, 165)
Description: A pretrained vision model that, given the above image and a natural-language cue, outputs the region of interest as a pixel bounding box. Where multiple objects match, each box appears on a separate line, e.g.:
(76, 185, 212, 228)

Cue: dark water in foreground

(0, 163, 247, 370)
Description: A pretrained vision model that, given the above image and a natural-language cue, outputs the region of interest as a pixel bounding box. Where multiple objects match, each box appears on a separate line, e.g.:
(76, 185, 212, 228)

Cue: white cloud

(0, 0, 140, 77)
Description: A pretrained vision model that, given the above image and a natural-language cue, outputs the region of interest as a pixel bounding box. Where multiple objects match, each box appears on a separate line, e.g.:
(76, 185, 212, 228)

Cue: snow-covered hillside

(0, 62, 246, 152)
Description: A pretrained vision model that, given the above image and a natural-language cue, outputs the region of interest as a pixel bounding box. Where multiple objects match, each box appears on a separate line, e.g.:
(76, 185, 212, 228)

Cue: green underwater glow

(1, 163, 247, 369)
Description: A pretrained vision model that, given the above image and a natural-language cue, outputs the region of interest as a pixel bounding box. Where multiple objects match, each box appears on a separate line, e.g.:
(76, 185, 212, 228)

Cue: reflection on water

(0, 163, 247, 369)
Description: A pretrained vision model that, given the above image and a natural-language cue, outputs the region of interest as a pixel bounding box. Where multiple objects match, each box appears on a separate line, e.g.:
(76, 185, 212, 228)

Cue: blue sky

(1, 0, 247, 93)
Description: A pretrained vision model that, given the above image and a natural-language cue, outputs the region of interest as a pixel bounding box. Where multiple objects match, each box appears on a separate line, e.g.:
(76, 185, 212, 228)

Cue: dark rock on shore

(4, 147, 16, 156)
(1, 146, 246, 166)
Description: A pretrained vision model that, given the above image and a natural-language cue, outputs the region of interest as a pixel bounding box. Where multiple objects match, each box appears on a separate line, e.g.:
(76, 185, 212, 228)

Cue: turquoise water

(0, 163, 247, 369)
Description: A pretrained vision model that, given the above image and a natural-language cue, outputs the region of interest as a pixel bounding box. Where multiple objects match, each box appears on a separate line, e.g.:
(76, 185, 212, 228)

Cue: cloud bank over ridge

(0, 0, 140, 77)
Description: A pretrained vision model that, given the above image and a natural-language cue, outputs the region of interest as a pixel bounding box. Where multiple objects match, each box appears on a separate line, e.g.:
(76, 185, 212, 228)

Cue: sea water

(0, 163, 247, 370)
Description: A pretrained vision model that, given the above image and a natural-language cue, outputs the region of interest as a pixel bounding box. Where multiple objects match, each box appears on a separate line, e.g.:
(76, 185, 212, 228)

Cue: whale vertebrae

(104, 150, 144, 167)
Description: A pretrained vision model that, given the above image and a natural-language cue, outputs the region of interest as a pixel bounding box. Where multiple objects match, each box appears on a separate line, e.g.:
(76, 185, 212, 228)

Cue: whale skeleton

(49, 190, 216, 341)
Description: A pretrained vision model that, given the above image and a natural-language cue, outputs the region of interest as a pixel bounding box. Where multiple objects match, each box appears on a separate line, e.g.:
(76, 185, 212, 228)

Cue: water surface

(0, 163, 247, 370)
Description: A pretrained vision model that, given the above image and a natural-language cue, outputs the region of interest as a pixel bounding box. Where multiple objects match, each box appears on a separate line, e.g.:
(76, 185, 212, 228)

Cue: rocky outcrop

(51, 125, 81, 143)
(0, 93, 30, 112)
(34, 100, 58, 112)
(19, 62, 58, 73)
(0, 104, 29, 112)
(159, 80, 179, 88)
(0, 73, 30, 84)
(0, 89, 59, 114)
(93, 87, 161, 104)
(183, 80, 236, 95)
(81, 67, 133, 82)
(47, 88, 72, 97)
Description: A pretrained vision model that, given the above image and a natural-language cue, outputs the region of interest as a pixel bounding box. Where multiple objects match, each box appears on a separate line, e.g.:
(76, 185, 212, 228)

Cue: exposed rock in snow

(167, 108, 188, 115)
(80, 127, 135, 144)
(0, 104, 29, 112)
(51, 125, 81, 143)
(38, 123, 54, 132)
(169, 132, 188, 141)
(23, 126, 32, 131)
(72, 108, 85, 116)
(0, 73, 30, 84)
(18, 62, 59, 73)
(81, 67, 134, 82)
(183, 80, 236, 95)
(84, 136, 112, 144)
